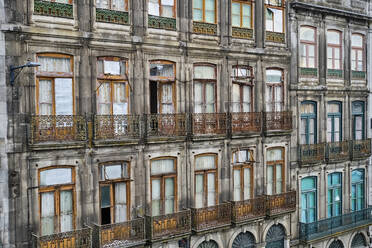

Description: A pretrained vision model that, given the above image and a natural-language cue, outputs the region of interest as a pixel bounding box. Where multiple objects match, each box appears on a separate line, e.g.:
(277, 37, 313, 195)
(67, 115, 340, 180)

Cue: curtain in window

(275, 164, 282, 194)
(150, 63, 174, 77)
(60, 190, 73, 233)
(232, 84, 240, 113)
(207, 173, 215, 206)
(161, 83, 174, 114)
(112, 0, 126, 11)
(113, 83, 128, 115)
(55, 78, 73, 115)
(274, 86, 282, 111)
(104, 61, 121, 75)
(267, 166, 273, 195)
(194, 82, 203, 113)
(205, 0, 215, 23)
(354, 116, 363, 140)
(152, 179, 161, 216)
(242, 86, 251, 112)
(151, 159, 175, 175)
(39, 80, 53, 115)
(115, 183, 127, 222)
(205, 83, 215, 113)
(194, 66, 215, 79)
(193, 0, 203, 21)
(39, 57, 71, 73)
(98, 83, 111, 115)
(243, 168, 251, 200)
(40, 168, 72, 186)
(195, 174, 204, 208)
(41, 192, 55, 236)
(161, 0, 174, 17)
(164, 178, 175, 214)
(233, 170, 241, 201)
(96, 0, 109, 9)
(149, 0, 160, 16)
(195, 155, 215, 170)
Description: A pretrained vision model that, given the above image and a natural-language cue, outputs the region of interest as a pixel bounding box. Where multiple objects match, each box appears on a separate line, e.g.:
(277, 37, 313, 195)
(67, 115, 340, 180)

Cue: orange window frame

(232, 149, 254, 200)
(327, 30, 342, 70)
(232, 0, 253, 28)
(149, 0, 176, 18)
(193, 0, 217, 24)
(266, 147, 285, 195)
(193, 64, 217, 113)
(194, 154, 218, 207)
(300, 26, 317, 68)
(351, 34, 364, 72)
(264, 1, 285, 33)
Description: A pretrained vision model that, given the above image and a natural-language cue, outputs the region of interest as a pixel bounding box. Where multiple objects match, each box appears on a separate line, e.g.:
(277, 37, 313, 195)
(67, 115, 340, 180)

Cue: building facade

(0, 0, 370, 248)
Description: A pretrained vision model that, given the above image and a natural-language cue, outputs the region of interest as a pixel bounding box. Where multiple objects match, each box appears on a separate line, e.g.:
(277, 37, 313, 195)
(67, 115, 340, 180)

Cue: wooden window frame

(193, 0, 217, 24)
(149, 0, 176, 18)
(327, 101, 342, 142)
(232, 66, 254, 113)
(194, 153, 218, 207)
(150, 157, 178, 215)
(264, 0, 285, 33)
(99, 162, 131, 224)
(300, 101, 317, 145)
(38, 166, 76, 235)
(327, 30, 342, 70)
(266, 68, 284, 112)
(351, 33, 365, 72)
(327, 172, 342, 218)
(300, 26, 317, 68)
(36, 53, 75, 115)
(96, 0, 128, 11)
(301, 176, 317, 223)
(266, 147, 285, 195)
(232, 149, 254, 201)
(351, 169, 365, 212)
(231, 0, 253, 29)
(352, 101, 365, 140)
(193, 64, 217, 113)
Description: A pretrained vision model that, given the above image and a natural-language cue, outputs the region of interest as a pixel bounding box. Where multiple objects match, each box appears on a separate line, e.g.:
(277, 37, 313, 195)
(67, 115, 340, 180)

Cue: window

(150, 61, 176, 114)
(96, 0, 128, 11)
(352, 101, 364, 140)
(327, 172, 342, 217)
(232, 149, 254, 201)
(351, 34, 364, 72)
(300, 101, 317, 144)
(39, 167, 75, 235)
(195, 154, 217, 208)
(301, 176, 316, 223)
(300, 26, 317, 68)
(232, 66, 254, 113)
(266, 148, 284, 195)
(265, 69, 283, 112)
(265, 0, 284, 33)
(151, 158, 177, 216)
(232, 1, 252, 29)
(193, 0, 216, 23)
(149, 0, 175, 18)
(327, 30, 342, 70)
(36, 54, 74, 115)
(327, 102, 342, 142)
(351, 169, 364, 211)
(99, 162, 130, 224)
(97, 57, 129, 115)
(194, 65, 216, 113)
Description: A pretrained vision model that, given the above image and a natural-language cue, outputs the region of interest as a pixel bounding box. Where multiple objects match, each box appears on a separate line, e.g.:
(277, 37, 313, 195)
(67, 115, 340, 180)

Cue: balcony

(231, 112, 261, 135)
(326, 140, 350, 162)
(30, 115, 86, 144)
(146, 114, 187, 139)
(146, 210, 191, 241)
(263, 111, 292, 132)
(266, 191, 296, 216)
(94, 115, 140, 142)
(298, 143, 325, 164)
(32, 228, 91, 248)
(351, 139, 371, 160)
(192, 113, 227, 136)
(92, 218, 145, 248)
(299, 207, 372, 242)
(191, 203, 232, 232)
(231, 196, 266, 224)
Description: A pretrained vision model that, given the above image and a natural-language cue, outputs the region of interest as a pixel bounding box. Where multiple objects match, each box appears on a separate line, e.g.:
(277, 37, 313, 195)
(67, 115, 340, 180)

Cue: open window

(265, 0, 284, 33)
(195, 154, 218, 208)
(232, 149, 254, 201)
(232, 66, 254, 113)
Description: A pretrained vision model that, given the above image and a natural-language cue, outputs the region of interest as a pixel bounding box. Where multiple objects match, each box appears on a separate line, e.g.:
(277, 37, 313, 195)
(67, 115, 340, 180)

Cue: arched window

(351, 34, 364, 72)
(301, 176, 317, 223)
(327, 101, 342, 142)
(195, 154, 218, 208)
(329, 240, 344, 248)
(300, 26, 317, 69)
(193, 0, 216, 23)
(232, 149, 254, 201)
(351, 169, 364, 211)
(232, 66, 254, 113)
(266, 147, 284, 195)
(232, 0, 253, 29)
(232, 232, 256, 248)
(327, 30, 342, 77)
(38, 166, 75, 235)
(327, 172, 342, 217)
(352, 101, 365, 140)
(351, 233, 367, 248)
(148, 0, 176, 18)
(300, 101, 317, 144)
(265, 69, 284, 112)
(198, 240, 218, 248)
(96, 0, 128, 11)
(265, 224, 285, 248)
(194, 64, 217, 113)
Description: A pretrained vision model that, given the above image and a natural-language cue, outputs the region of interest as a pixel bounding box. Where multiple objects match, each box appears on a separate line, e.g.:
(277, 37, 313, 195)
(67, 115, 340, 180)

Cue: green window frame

(300, 101, 317, 144)
(327, 101, 342, 142)
(327, 172, 342, 217)
(351, 169, 364, 211)
(301, 176, 317, 223)
(352, 101, 365, 140)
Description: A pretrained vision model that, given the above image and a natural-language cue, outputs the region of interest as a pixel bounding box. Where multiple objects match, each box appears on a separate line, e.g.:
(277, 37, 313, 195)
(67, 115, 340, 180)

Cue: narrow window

(301, 176, 317, 223)
(193, 0, 216, 23)
(265, 0, 284, 33)
(195, 154, 218, 208)
(149, 0, 176, 18)
(327, 30, 342, 70)
(232, 149, 254, 201)
(39, 167, 75, 235)
(352, 101, 364, 140)
(194, 65, 216, 113)
(351, 34, 364, 72)
(266, 148, 284, 195)
(265, 69, 283, 112)
(327, 102, 342, 142)
(151, 158, 177, 216)
(231, 66, 254, 113)
(327, 172, 342, 217)
(300, 26, 317, 68)
(99, 162, 130, 224)
(351, 169, 364, 211)
(232, 1, 253, 29)
(96, 0, 128, 11)
(300, 101, 317, 144)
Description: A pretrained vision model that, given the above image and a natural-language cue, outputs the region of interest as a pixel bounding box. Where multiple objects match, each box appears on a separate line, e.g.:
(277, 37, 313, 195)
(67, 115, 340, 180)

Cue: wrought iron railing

(326, 140, 350, 162)
(34, 0, 73, 19)
(146, 114, 187, 137)
(192, 113, 227, 135)
(298, 143, 325, 164)
(263, 111, 292, 131)
(92, 218, 145, 248)
(94, 115, 140, 140)
(191, 203, 232, 232)
(266, 191, 296, 216)
(146, 210, 191, 241)
(231, 196, 266, 223)
(231, 112, 261, 134)
(30, 115, 86, 144)
(32, 228, 91, 248)
(299, 207, 372, 242)
(351, 139, 371, 159)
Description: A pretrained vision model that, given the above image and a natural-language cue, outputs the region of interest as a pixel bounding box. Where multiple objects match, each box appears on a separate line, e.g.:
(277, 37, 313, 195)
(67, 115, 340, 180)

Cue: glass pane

(301, 177, 316, 191)
(194, 66, 215, 79)
(232, 14, 240, 27)
(193, 9, 203, 21)
(232, 3, 240, 15)
(242, 4, 251, 28)
(113, 83, 128, 115)
(103, 164, 122, 180)
(205, 10, 215, 23)
(243, 168, 251, 200)
(60, 190, 73, 232)
(151, 159, 175, 175)
(193, 0, 202, 9)
(162, 6, 174, 17)
(327, 31, 341, 45)
(112, 0, 126, 10)
(55, 78, 73, 115)
(352, 103, 363, 114)
(103, 61, 120, 75)
(115, 183, 127, 222)
(352, 170, 364, 183)
(40, 168, 72, 186)
(165, 178, 175, 214)
(195, 155, 216, 170)
(41, 192, 55, 236)
(276, 164, 282, 194)
(272, 8, 283, 33)
(195, 174, 204, 208)
(232, 84, 240, 112)
(207, 173, 215, 206)
(267, 166, 273, 195)
(308, 192, 315, 207)
(352, 34, 363, 47)
(149, 1, 160, 16)
(98, 82, 111, 115)
(96, 0, 109, 8)
(300, 27, 315, 41)
(152, 179, 161, 216)
(101, 185, 111, 208)
(267, 148, 283, 161)
(150, 63, 174, 78)
(266, 69, 282, 83)
(233, 170, 241, 201)
(39, 80, 53, 115)
(266, 9, 273, 31)
(38, 56, 71, 73)
(300, 103, 315, 114)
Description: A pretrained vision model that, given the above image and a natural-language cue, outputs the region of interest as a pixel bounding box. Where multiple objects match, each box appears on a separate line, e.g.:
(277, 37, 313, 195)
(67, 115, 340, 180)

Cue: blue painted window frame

(300, 101, 317, 144)
(352, 101, 365, 140)
(327, 101, 342, 142)
(301, 176, 317, 223)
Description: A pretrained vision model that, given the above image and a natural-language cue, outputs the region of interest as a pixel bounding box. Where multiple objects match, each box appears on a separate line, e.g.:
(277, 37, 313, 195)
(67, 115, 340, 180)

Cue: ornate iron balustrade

(191, 203, 232, 232)
(231, 112, 261, 134)
(96, 8, 129, 25)
(263, 111, 292, 131)
(94, 115, 140, 140)
(298, 143, 325, 164)
(192, 113, 227, 135)
(148, 15, 176, 30)
(92, 218, 145, 248)
(327, 69, 343, 78)
(326, 140, 350, 162)
(351, 71, 366, 80)
(266, 191, 296, 216)
(146, 114, 187, 137)
(265, 31, 285, 43)
(34, 0, 73, 19)
(32, 228, 91, 248)
(299, 67, 318, 77)
(193, 22, 217, 35)
(232, 27, 254, 39)
(30, 115, 86, 143)
(299, 207, 372, 242)
(351, 139, 371, 160)
(146, 210, 191, 241)
(231, 196, 266, 223)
